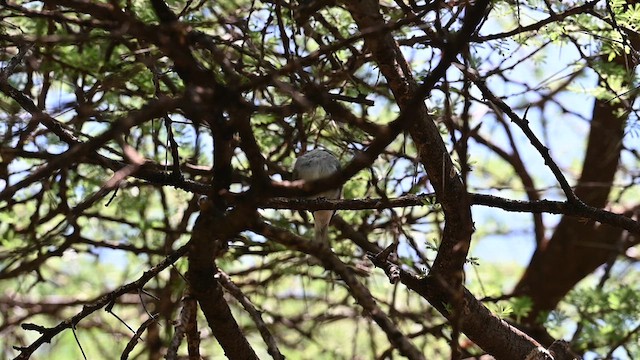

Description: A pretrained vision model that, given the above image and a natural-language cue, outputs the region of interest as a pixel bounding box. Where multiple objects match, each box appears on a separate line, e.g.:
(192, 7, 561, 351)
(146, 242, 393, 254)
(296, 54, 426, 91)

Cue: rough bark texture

(401, 272, 543, 360)
(515, 41, 638, 326)
(342, 0, 551, 358)
(253, 219, 428, 360)
(186, 206, 258, 360)
(3, 0, 639, 359)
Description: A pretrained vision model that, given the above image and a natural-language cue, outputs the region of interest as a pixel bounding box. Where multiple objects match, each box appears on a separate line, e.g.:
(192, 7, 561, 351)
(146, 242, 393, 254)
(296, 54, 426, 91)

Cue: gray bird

(292, 149, 341, 243)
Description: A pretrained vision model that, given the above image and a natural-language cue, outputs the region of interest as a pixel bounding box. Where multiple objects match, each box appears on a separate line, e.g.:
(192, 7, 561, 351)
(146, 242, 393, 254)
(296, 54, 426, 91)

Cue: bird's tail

(313, 210, 332, 244)
(314, 222, 328, 243)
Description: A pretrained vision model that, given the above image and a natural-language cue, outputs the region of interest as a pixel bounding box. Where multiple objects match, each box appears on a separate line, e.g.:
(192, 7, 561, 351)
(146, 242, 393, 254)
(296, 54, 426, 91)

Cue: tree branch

(13, 244, 189, 360)
(252, 218, 427, 360)
(186, 205, 259, 360)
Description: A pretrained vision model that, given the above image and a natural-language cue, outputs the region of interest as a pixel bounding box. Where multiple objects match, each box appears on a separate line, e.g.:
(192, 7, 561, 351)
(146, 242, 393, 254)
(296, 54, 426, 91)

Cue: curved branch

(252, 219, 427, 360)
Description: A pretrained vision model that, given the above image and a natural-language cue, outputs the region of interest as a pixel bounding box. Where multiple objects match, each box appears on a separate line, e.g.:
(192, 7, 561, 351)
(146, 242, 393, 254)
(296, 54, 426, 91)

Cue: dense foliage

(1, 0, 639, 359)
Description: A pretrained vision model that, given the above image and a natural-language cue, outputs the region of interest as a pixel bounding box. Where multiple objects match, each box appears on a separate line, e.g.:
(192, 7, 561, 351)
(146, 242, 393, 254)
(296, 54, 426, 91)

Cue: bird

(292, 148, 341, 244)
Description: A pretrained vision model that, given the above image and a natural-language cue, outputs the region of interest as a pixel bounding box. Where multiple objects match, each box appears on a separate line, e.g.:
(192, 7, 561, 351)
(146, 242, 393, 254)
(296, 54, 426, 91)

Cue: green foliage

(1, 0, 639, 359)
(563, 281, 640, 356)
(509, 296, 534, 323)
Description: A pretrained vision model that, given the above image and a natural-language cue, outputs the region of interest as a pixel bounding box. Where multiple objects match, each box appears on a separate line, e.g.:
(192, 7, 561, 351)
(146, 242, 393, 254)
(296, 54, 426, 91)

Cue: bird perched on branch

(292, 148, 341, 244)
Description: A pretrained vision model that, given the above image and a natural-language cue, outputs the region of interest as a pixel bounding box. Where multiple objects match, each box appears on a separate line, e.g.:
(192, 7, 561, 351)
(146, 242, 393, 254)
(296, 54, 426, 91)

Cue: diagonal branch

(342, 0, 489, 355)
(252, 218, 427, 360)
(453, 62, 579, 203)
(12, 244, 189, 360)
(217, 270, 285, 360)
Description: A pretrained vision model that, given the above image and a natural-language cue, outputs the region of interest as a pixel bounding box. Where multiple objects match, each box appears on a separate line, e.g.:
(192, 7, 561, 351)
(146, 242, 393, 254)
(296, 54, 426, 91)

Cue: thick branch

(186, 205, 258, 360)
(514, 32, 640, 322)
(217, 270, 285, 360)
(375, 258, 579, 360)
(342, 0, 489, 291)
(252, 219, 427, 360)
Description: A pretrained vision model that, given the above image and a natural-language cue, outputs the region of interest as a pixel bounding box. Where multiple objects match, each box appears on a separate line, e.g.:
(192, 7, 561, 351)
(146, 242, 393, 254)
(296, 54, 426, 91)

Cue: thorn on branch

(71, 323, 88, 360)
(105, 299, 115, 313)
(105, 302, 137, 335)
(140, 288, 161, 301)
(104, 186, 119, 207)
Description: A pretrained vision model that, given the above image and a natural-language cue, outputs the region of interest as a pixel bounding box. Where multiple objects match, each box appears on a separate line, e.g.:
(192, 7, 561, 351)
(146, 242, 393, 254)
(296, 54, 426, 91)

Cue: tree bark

(515, 37, 638, 327)
(186, 206, 259, 360)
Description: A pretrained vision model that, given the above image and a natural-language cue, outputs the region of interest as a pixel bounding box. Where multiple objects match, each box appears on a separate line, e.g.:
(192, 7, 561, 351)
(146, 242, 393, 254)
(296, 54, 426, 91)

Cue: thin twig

(71, 323, 88, 360)
(13, 244, 189, 360)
